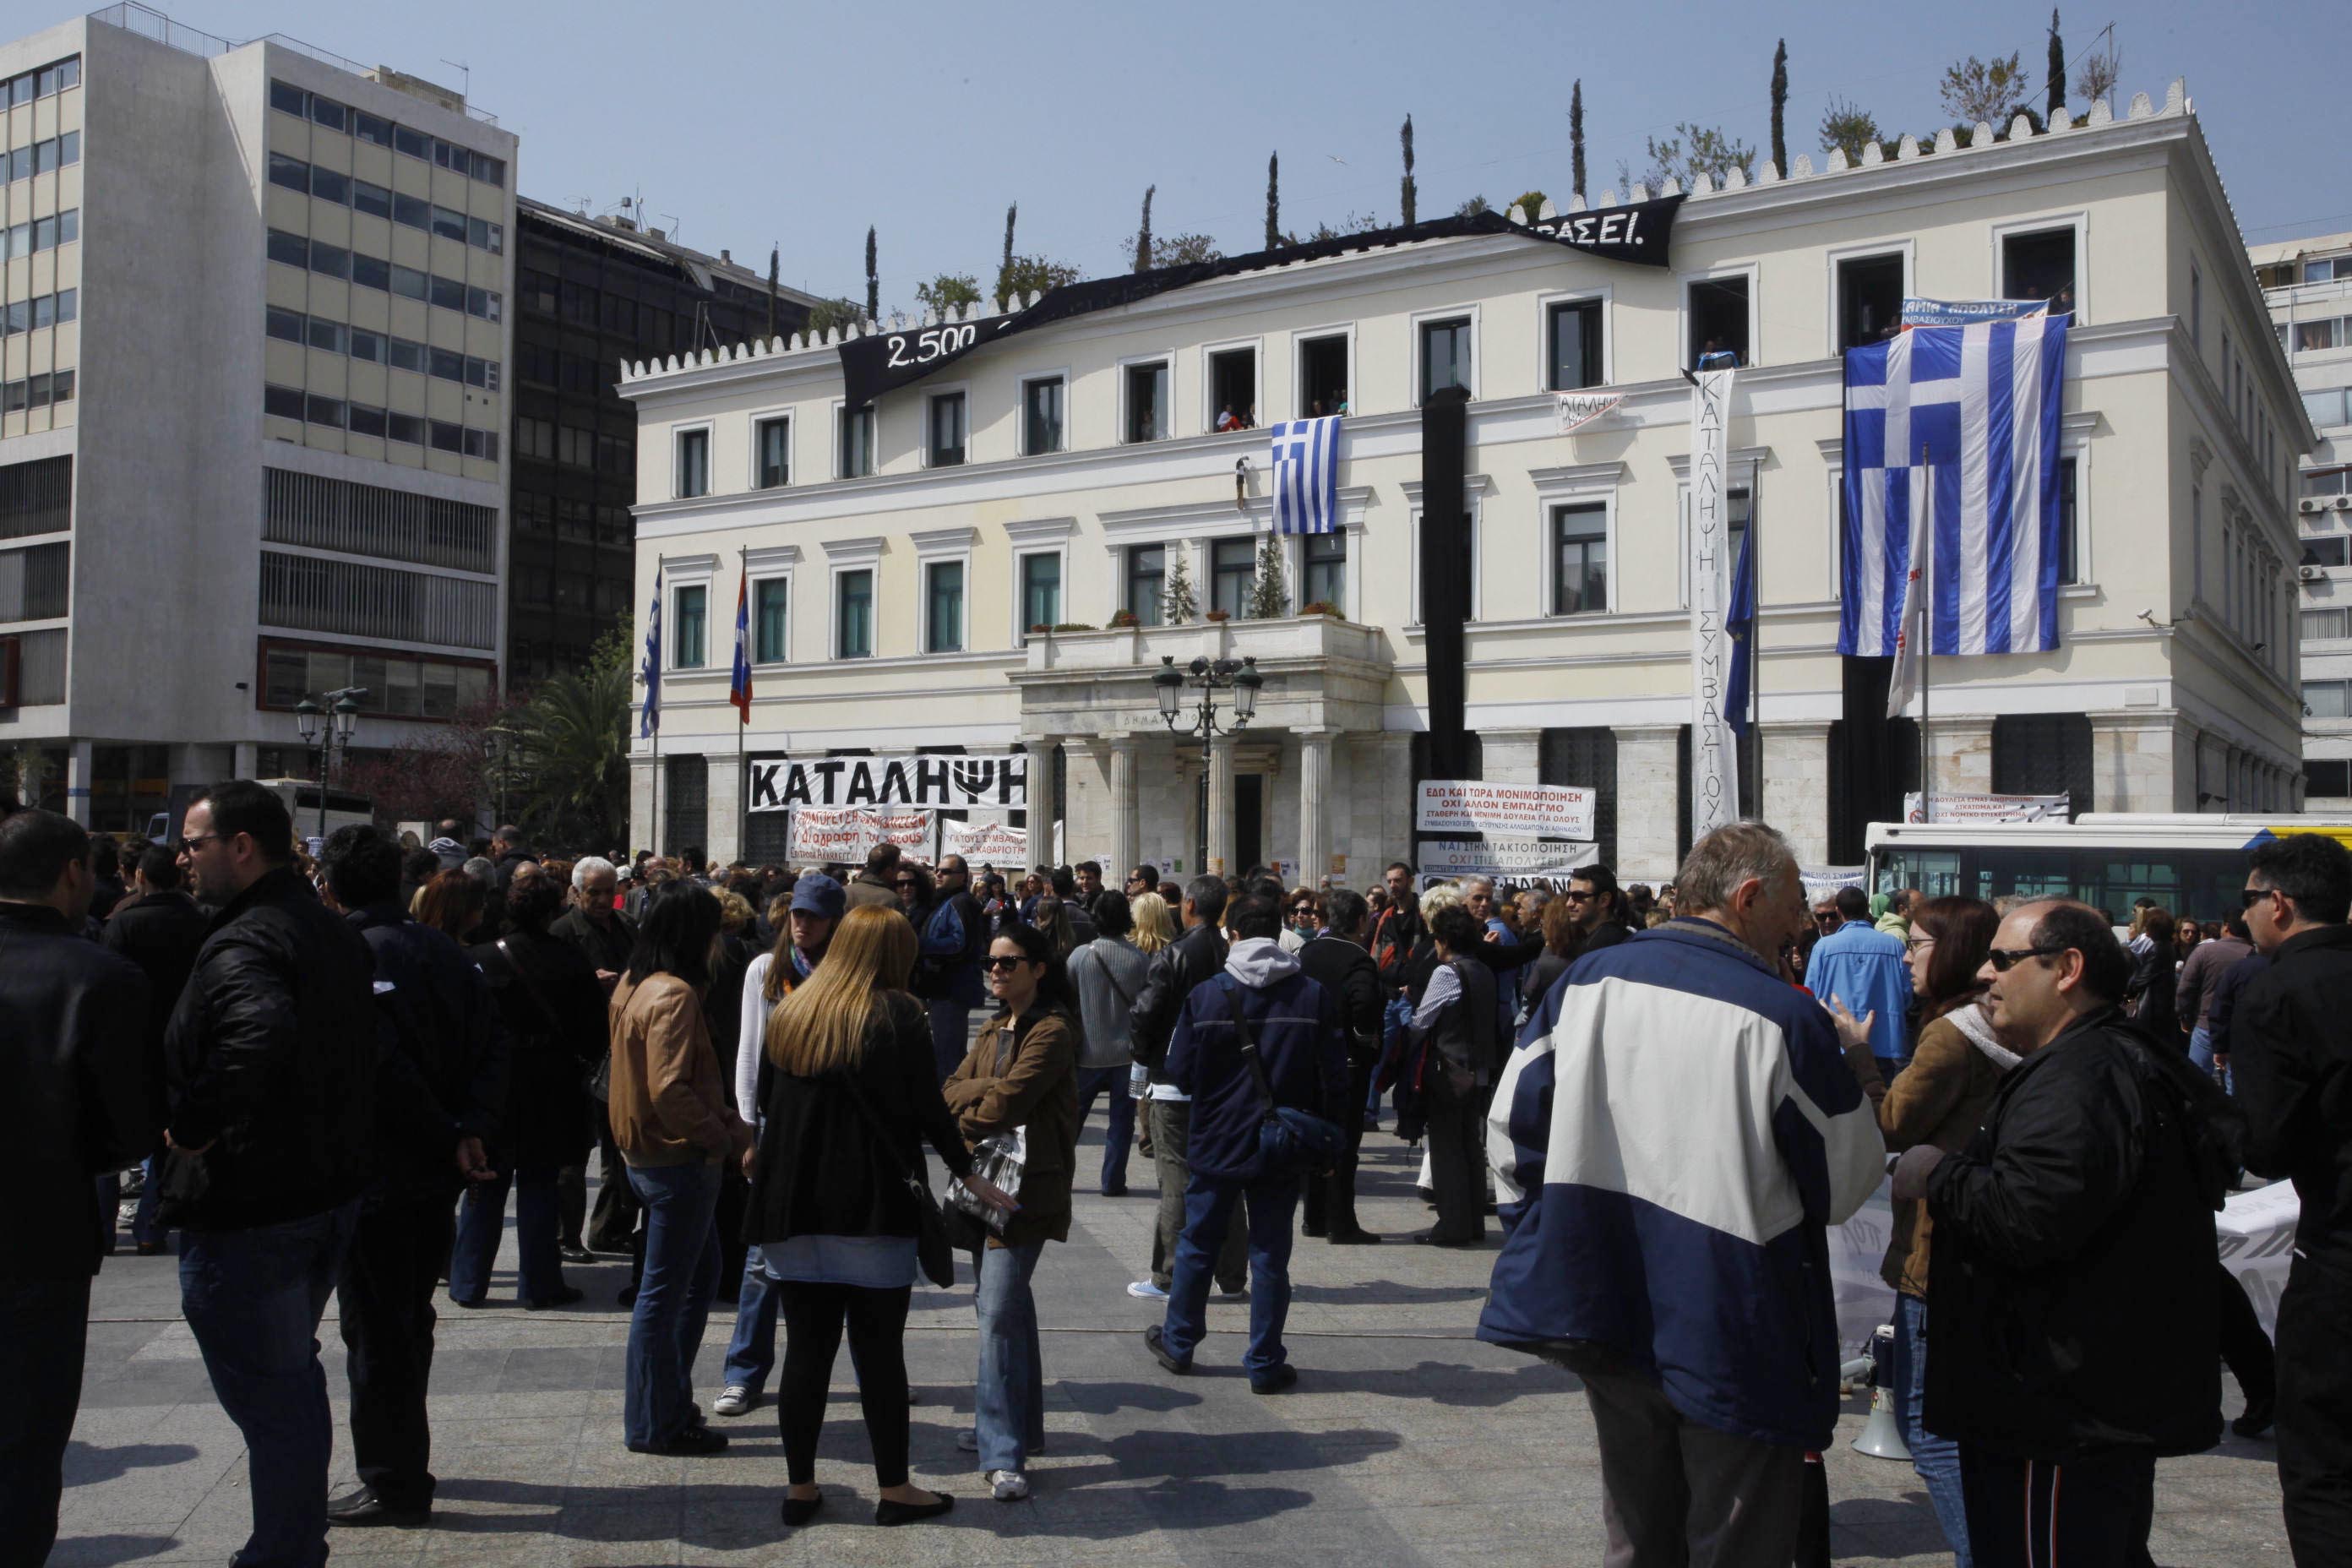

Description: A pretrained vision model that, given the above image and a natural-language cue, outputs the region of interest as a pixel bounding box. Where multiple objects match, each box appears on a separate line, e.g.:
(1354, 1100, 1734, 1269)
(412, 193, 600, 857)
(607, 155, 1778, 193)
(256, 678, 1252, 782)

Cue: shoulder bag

(1218, 977, 1344, 1179)
(945, 1021, 1028, 1239)
(833, 1059, 958, 1289)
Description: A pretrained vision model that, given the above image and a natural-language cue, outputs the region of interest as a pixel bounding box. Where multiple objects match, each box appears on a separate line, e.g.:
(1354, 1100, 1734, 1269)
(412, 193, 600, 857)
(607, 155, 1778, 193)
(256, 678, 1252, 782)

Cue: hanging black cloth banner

(838, 197, 1685, 410)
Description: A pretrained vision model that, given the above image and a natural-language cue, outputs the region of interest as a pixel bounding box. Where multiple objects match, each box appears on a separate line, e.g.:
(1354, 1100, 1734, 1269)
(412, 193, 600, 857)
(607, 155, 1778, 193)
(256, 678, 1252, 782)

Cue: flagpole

(1917, 444, 1931, 825)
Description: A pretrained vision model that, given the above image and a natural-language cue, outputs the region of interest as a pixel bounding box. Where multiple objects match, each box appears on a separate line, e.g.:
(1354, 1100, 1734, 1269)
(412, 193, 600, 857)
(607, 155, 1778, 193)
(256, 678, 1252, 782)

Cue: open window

(1211, 539, 1255, 618)
(1124, 361, 1170, 443)
(1837, 253, 1904, 350)
(1298, 334, 1350, 417)
(1126, 544, 1166, 627)
(928, 391, 966, 467)
(1209, 347, 1257, 430)
(1687, 276, 1750, 368)
(1548, 299, 1603, 390)
(1419, 316, 1473, 401)
(2002, 227, 2077, 313)
(1022, 377, 1064, 456)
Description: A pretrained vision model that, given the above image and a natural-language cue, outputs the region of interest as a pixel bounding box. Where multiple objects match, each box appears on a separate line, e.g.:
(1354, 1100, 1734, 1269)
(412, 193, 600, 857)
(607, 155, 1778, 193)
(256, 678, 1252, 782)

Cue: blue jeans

(972, 1239, 1046, 1473)
(928, 999, 972, 1081)
(1892, 1292, 1972, 1567)
(1076, 1065, 1136, 1193)
(2190, 1026, 2235, 1095)
(1161, 1171, 1300, 1378)
(180, 1202, 358, 1568)
(449, 1165, 563, 1304)
(622, 1162, 722, 1450)
(720, 1243, 781, 1396)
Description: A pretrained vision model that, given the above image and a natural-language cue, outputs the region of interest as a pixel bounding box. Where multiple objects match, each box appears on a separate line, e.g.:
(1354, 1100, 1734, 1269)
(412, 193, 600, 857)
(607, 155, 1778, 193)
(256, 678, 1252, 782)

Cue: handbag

(1217, 977, 1344, 1179)
(834, 1064, 957, 1289)
(944, 1021, 1028, 1238)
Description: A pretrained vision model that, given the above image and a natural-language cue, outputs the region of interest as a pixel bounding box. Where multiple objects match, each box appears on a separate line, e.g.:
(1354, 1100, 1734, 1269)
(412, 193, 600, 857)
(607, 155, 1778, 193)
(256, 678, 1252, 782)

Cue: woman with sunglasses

(895, 863, 934, 922)
(1278, 889, 1321, 953)
(943, 923, 1079, 1503)
(1827, 896, 2007, 1566)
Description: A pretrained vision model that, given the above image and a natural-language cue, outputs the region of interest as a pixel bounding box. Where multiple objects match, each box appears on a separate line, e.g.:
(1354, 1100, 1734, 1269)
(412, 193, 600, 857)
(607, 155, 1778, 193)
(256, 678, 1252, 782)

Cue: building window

(675, 428, 710, 498)
(1547, 299, 1603, 391)
(926, 560, 965, 653)
(2306, 536, 2352, 569)
(2058, 456, 2078, 585)
(753, 578, 789, 662)
(2307, 760, 2352, 798)
(837, 570, 874, 658)
(1540, 727, 1618, 863)
(673, 584, 708, 668)
(1419, 317, 1473, 400)
(1553, 504, 1609, 614)
(1303, 532, 1347, 615)
(662, 754, 708, 860)
(1837, 253, 1905, 350)
(928, 391, 967, 467)
(2002, 226, 2077, 313)
(1023, 377, 1064, 456)
(1688, 275, 1750, 367)
(1211, 538, 1256, 619)
(1124, 362, 1170, 443)
(755, 417, 790, 488)
(839, 404, 876, 478)
(1209, 347, 1257, 429)
(1299, 333, 1350, 416)
(1991, 714, 2093, 804)
(1127, 545, 1166, 627)
(1021, 553, 1062, 637)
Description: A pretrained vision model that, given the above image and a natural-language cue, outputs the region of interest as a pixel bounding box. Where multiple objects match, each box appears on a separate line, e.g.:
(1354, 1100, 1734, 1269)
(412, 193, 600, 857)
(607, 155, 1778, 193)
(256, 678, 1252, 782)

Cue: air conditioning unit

(2336, 497, 2352, 511)
(2304, 566, 2326, 582)
(2306, 498, 2327, 513)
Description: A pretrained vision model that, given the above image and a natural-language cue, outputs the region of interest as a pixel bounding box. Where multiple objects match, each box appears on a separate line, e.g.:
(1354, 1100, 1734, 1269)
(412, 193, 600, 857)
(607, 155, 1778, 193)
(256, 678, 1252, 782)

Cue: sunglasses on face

(981, 956, 1032, 972)
(1987, 944, 2067, 972)
(2241, 887, 2276, 909)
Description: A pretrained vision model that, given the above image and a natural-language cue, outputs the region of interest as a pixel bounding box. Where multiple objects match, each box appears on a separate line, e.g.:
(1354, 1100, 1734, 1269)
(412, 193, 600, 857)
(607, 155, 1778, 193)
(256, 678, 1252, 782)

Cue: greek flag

(638, 563, 662, 739)
(1268, 416, 1342, 535)
(1838, 314, 2070, 663)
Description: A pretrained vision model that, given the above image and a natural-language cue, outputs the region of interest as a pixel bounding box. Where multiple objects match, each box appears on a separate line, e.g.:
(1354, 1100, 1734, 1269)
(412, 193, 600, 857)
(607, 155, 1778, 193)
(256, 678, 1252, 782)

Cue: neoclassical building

(622, 80, 2306, 882)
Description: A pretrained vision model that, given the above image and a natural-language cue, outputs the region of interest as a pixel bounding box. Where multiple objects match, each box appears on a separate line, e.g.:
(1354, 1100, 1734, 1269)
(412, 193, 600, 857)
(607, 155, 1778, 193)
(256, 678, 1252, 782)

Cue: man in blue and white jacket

(1479, 822, 1883, 1568)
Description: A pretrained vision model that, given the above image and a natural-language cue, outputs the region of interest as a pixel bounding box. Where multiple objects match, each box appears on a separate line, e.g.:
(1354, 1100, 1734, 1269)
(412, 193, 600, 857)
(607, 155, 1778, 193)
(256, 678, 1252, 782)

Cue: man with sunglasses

(1564, 865, 1634, 955)
(1902, 898, 2238, 1566)
(2235, 832, 2352, 1564)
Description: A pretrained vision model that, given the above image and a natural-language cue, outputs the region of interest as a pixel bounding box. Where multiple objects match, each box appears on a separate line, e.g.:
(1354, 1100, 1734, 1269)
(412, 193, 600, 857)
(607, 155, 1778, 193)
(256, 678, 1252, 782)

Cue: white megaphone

(1849, 1324, 1912, 1462)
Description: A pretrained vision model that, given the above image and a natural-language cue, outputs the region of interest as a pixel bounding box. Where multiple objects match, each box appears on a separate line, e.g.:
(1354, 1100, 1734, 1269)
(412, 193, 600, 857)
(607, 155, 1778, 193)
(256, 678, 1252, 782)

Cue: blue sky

(183, 0, 2347, 304)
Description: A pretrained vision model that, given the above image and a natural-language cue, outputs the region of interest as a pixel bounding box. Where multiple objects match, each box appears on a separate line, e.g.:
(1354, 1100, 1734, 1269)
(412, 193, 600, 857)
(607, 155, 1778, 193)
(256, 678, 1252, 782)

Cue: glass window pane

(309, 95, 346, 133)
(310, 166, 349, 205)
(929, 393, 966, 466)
(1554, 504, 1608, 614)
(267, 229, 308, 269)
(1025, 378, 1064, 455)
(1021, 553, 1062, 633)
(1128, 544, 1165, 627)
(928, 561, 964, 653)
(393, 193, 430, 231)
(754, 578, 789, 662)
(756, 419, 789, 487)
(351, 180, 392, 219)
(1304, 532, 1347, 615)
(1212, 538, 1256, 619)
(270, 79, 307, 116)
(308, 242, 348, 280)
(268, 151, 308, 192)
(675, 584, 708, 667)
(1549, 301, 1599, 390)
(1421, 318, 1471, 399)
(266, 306, 304, 343)
(839, 570, 874, 658)
(350, 253, 389, 292)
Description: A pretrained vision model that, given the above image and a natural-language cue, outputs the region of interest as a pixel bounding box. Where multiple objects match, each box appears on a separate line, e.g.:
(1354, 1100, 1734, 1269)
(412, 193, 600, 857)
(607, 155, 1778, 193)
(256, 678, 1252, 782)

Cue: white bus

(1865, 814, 2352, 925)
(146, 778, 373, 844)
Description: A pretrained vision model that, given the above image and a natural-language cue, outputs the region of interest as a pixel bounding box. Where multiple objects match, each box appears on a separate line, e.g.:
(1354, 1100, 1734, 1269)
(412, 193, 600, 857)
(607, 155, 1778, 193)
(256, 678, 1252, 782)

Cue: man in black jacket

(1904, 899, 2228, 1565)
(166, 781, 380, 1568)
(1565, 863, 1636, 953)
(2236, 831, 2352, 1564)
(0, 809, 155, 1563)
(104, 842, 211, 1255)
(1298, 886, 1385, 1244)
(316, 825, 506, 1527)
(553, 857, 637, 1255)
(1127, 874, 1245, 1300)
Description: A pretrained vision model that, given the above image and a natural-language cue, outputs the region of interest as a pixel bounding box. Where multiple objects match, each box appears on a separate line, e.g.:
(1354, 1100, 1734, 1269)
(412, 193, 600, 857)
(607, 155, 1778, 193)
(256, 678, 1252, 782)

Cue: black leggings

(776, 1280, 912, 1487)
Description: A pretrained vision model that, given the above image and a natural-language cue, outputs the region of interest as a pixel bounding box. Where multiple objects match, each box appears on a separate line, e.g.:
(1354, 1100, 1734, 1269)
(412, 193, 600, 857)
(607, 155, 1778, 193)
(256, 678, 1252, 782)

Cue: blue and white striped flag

(1838, 314, 2070, 672)
(1267, 416, 1342, 535)
(638, 563, 662, 739)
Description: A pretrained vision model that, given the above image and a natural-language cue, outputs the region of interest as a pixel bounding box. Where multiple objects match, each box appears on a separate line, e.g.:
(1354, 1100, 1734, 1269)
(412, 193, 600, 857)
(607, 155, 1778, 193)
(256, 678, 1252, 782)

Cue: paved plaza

(56, 1124, 2291, 1567)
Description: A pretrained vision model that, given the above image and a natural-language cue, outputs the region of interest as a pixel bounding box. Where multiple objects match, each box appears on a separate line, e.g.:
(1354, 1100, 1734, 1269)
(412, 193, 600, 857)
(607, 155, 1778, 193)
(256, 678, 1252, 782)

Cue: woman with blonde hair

(1128, 890, 1178, 955)
(744, 903, 1014, 1529)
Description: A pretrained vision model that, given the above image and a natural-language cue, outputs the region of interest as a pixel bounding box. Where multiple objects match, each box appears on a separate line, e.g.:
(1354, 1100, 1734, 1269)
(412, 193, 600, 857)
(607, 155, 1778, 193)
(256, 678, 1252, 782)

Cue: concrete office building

(622, 81, 2306, 881)
(0, 3, 515, 830)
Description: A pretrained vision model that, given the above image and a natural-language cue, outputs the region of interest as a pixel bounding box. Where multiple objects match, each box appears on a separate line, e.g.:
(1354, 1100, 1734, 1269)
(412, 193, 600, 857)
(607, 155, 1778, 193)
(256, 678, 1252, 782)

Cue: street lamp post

(294, 687, 365, 844)
(1152, 653, 1263, 874)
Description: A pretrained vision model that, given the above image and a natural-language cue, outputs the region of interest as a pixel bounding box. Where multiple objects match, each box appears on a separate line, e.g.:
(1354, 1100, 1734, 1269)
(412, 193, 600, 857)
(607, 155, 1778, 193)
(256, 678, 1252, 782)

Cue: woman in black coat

(451, 866, 606, 1308)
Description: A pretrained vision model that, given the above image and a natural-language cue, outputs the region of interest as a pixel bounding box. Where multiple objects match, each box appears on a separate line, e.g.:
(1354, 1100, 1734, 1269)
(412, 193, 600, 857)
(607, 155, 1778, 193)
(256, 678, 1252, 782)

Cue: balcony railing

(90, 3, 500, 123)
(1021, 612, 1386, 677)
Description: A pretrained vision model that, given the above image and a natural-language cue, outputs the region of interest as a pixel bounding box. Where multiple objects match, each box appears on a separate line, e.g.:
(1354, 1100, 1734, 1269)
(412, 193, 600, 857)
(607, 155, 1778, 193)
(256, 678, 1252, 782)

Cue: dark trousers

(1571, 1353, 1804, 1568)
(336, 1194, 455, 1509)
(1146, 1098, 1244, 1292)
(555, 1162, 587, 1251)
(2218, 1262, 2276, 1408)
(1960, 1446, 2155, 1568)
(714, 1165, 750, 1303)
(448, 1166, 563, 1305)
(2278, 1255, 2352, 1565)
(1303, 1054, 1377, 1237)
(0, 1277, 90, 1568)
(775, 1281, 912, 1487)
(585, 1110, 640, 1252)
(1423, 1075, 1487, 1243)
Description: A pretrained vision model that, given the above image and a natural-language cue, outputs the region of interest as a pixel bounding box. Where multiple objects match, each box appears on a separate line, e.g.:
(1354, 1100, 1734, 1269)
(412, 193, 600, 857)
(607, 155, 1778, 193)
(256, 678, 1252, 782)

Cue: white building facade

(625, 83, 2305, 883)
(0, 5, 515, 830)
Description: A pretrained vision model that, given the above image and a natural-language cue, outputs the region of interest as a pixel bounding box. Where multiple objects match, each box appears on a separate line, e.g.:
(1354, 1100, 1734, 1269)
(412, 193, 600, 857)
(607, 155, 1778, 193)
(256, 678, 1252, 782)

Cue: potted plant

(1051, 623, 1097, 633)
(1299, 600, 1338, 618)
(1027, 622, 1052, 636)
(1108, 609, 1140, 629)
(1205, 608, 1231, 623)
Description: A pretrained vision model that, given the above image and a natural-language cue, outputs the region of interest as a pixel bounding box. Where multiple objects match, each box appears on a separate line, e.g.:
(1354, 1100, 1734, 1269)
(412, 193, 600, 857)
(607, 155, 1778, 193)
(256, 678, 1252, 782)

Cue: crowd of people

(4, 786, 2349, 1567)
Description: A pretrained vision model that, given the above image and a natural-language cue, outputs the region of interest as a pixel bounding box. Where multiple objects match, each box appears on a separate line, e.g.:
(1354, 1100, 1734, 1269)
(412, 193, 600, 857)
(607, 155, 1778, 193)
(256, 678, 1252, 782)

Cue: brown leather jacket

(608, 972, 752, 1168)
(1846, 1005, 2006, 1297)
(945, 1005, 1080, 1249)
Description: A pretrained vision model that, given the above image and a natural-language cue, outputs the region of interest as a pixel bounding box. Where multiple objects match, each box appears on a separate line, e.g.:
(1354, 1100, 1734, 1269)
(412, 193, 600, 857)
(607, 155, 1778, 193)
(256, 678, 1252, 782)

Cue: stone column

(1920, 716, 1995, 800)
(629, 754, 656, 857)
(1482, 727, 1543, 786)
(63, 738, 93, 827)
(2088, 710, 2191, 813)
(1106, 736, 1140, 879)
(707, 753, 744, 867)
(1206, 732, 1236, 877)
(1025, 738, 1059, 869)
(1297, 730, 1336, 888)
(1761, 721, 1834, 867)
(1613, 725, 1683, 881)
(232, 741, 259, 781)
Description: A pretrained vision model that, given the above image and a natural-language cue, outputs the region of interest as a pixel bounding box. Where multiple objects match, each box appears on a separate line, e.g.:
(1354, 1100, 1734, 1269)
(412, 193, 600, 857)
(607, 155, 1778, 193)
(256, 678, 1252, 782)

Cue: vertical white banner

(1689, 367, 1740, 840)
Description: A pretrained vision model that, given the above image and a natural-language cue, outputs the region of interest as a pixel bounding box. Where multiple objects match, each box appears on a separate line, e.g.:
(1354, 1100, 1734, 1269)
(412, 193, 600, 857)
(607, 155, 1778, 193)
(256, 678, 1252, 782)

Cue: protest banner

(1415, 780, 1596, 840)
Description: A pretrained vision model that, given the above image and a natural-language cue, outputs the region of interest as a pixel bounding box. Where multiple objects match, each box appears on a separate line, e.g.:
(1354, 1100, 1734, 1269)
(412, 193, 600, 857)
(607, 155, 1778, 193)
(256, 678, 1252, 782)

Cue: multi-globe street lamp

(1152, 653, 1263, 874)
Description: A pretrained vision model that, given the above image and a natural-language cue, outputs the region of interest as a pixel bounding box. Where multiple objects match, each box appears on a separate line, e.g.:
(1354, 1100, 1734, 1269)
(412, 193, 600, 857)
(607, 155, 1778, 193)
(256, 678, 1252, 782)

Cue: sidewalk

(57, 1124, 2288, 1566)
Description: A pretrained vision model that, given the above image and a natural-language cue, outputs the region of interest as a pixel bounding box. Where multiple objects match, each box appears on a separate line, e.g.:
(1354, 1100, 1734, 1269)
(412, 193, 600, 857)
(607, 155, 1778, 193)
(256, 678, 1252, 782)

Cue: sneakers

(1126, 1278, 1168, 1300)
(712, 1386, 753, 1418)
(988, 1469, 1030, 1501)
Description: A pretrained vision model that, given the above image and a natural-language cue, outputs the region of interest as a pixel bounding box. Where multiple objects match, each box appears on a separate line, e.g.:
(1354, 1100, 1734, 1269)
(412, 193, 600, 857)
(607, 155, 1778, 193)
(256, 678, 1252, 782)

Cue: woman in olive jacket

(943, 922, 1080, 1502)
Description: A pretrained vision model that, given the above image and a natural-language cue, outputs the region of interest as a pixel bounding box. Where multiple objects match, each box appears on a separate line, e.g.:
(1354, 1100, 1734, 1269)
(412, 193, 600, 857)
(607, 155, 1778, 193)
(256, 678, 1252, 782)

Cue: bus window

(1875, 847, 1961, 899)
(1972, 847, 2074, 906)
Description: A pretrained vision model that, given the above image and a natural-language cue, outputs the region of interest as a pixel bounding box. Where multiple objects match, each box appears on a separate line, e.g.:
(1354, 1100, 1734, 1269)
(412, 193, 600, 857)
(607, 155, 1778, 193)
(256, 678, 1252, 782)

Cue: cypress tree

(1769, 41, 1788, 175)
(2046, 9, 2066, 118)
(1135, 186, 1155, 274)
(1265, 153, 1280, 249)
(1399, 113, 1417, 226)
(999, 202, 1016, 307)
(765, 246, 778, 339)
(863, 226, 878, 323)
(1571, 81, 1587, 200)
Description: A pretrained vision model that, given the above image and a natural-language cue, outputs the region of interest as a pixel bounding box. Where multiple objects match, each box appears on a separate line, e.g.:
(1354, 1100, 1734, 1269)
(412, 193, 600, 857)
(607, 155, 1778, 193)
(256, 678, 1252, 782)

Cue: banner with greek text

(940, 817, 1031, 863)
(1902, 791, 2070, 824)
(1420, 838, 1600, 879)
(1688, 366, 1739, 839)
(748, 753, 1026, 812)
(1415, 781, 1596, 841)
(787, 806, 934, 863)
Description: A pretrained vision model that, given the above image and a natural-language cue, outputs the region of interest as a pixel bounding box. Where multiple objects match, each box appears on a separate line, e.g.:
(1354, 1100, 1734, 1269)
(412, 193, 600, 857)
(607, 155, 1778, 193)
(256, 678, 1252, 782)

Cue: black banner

(838, 198, 1684, 410)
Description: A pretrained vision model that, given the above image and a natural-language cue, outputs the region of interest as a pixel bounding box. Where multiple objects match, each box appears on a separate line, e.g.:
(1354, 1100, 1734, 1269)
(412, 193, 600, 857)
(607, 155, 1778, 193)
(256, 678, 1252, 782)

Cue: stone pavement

(57, 1123, 2291, 1567)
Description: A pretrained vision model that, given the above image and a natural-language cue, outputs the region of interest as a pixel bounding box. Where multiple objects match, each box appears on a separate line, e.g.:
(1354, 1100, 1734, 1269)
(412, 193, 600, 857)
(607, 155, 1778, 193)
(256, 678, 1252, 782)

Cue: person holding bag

(943, 923, 1080, 1503)
(744, 903, 1014, 1529)
(1403, 904, 1499, 1247)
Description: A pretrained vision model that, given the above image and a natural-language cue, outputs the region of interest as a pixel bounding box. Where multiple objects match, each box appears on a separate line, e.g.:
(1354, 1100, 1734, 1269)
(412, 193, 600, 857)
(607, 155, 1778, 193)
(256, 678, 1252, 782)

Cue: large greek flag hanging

(1268, 416, 1342, 535)
(1838, 314, 2070, 663)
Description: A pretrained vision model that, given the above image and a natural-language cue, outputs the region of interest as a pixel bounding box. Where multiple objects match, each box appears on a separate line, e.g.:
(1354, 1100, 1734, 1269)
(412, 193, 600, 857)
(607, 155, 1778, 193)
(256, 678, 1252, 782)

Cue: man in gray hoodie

(1069, 892, 1150, 1197)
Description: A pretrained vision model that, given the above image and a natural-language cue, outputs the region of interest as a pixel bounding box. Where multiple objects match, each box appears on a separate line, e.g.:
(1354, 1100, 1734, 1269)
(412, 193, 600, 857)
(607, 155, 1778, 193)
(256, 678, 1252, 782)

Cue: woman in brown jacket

(608, 884, 754, 1457)
(1828, 894, 2006, 1568)
(943, 922, 1079, 1504)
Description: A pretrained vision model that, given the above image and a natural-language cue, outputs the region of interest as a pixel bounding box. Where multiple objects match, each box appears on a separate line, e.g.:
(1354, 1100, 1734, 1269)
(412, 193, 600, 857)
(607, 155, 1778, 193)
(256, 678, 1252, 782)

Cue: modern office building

(623, 82, 2308, 881)
(507, 198, 819, 687)
(2257, 231, 2352, 806)
(0, 3, 514, 830)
